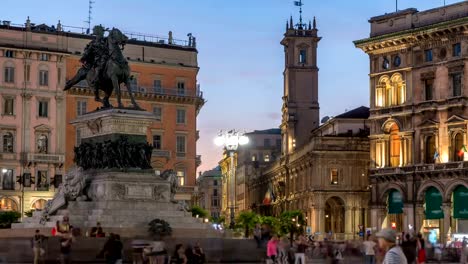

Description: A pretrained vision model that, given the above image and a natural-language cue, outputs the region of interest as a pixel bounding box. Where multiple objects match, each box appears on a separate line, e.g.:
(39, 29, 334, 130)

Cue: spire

(289, 16, 293, 29)
(25, 16, 31, 30)
(308, 20, 312, 30)
(313, 16, 317, 29)
(286, 20, 289, 32)
(57, 20, 62, 32)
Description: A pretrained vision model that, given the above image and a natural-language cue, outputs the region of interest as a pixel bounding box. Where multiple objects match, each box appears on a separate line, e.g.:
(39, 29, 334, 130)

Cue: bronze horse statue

(64, 28, 141, 109)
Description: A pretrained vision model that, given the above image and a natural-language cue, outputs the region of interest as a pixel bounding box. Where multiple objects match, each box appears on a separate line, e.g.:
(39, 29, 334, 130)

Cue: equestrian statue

(64, 25, 141, 109)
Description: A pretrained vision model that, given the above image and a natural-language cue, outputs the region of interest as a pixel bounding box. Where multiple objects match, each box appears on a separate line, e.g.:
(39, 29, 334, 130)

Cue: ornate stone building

(250, 108, 370, 240)
(354, 1, 468, 242)
(0, 19, 67, 217)
(197, 167, 222, 219)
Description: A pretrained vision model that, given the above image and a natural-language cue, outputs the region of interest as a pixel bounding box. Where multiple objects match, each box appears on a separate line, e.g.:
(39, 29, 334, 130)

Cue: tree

(210, 216, 225, 224)
(259, 215, 280, 234)
(278, 210, 306, 245)
(236, 211, 259, 238)
(148, 218, 172, 240)
(190, 205, 208, 218)
(24, 210, 35, 218)
(0, 211, 21, 228)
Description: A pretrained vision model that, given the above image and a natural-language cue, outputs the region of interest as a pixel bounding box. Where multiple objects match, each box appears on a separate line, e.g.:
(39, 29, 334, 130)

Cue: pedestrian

(277, 237, 289, 264)
(59, 233, 73, 264)
(461, 237, 468, 264)
(171, 244, 187, 264)
(416, 233, 426, 264)
(376, 228, 408, 264)
(98, 233, 124, 264)
(362, 235, 377, 264)
(254, 224, 262, 248)
(192, 241, 205, 264)
(144, 240, 167, 264)
(32, 229, 46, 264)
(433, 242, 442, 264)
(91, 222, 105, 238)
(266, 235, 279, 264)
(401, 234, 417, 264)
(294, 235, 307, 264)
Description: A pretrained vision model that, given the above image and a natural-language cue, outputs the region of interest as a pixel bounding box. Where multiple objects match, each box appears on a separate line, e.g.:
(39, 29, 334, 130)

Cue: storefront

(422, 187, 444, 244)
(453, 185, 468, 235)
(386, 189, 403, 231)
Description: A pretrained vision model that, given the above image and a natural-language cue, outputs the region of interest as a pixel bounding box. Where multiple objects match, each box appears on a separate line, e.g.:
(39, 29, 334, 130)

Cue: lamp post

(214, 130, 249, 229)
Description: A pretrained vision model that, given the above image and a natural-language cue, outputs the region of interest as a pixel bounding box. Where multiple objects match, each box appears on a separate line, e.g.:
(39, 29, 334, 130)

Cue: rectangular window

(330, 169, 338, 185)
(5, 50, 14, 58)
(39, 70, 48, 86)
(213, 189, 218, 196)
(299, 49, 307, 64)
(264, 138, 271, 147)
(129, 76, 138, 92)
(2, 132, 14, 153)
(24, 65, 30, 82)
(2, 169, 14, 190)
(153, 106, 162, 121)
(76, 128, 82, 146)
(212, 199, 219, 207)
(76, 101, 87, 116)
(453, 43, 461, 57)
(424, 79, 434, 101)
(176, 135, 186, 154)
(38, 101, 48, 117)
(153, 79, 162, 93)
(177, 81, 185, 96)
(37, 171, 48, 190)
(425, 49, 433, 62)
(453, 73, 462, 97)
(176, 170, 185, 186)
(213, 180, 218, 186)
(176, 109, 186, 124)
(152, 135, 162, 150)
(251, 154, 257, 161)
(23, 173, 31, 187)
(4, 67, 14, 83)
(3, 98, 14, 115)
(53, 174, 62, 188)
(40, 53, 49, 61)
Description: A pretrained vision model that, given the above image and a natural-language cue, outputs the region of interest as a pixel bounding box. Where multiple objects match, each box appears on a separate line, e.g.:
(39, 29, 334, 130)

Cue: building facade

(0, 19, 68, 217)
(354, 1, 468, 242)
(197, 167, 222, 219)
(0, 18, 203, 215)
(250, 108, 370, 240)
(219, 129, 282, 223)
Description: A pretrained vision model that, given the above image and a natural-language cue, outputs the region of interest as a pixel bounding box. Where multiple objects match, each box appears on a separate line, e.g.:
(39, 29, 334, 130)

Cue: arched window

(389, 123, 401, 167)
(0, 197, 18, 211)
(32, 199, 47, 210)
(391, 73, 406, 105)
(425, 136, 436, 164)
(376, 76, 389, 107)
(454, 133, 464, 162)
(2, 132, 13, 153)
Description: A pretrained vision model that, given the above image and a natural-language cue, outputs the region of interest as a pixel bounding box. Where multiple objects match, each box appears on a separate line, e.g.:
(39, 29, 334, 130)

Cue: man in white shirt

(362, 235, 377, 264)
(376, 228, 408, 264)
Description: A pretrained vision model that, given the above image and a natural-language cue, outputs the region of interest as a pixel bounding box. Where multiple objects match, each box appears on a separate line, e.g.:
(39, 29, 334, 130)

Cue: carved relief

(86, 118, 103, 135)
(153, 185, 170, 201)
(111, 183, 126, 200)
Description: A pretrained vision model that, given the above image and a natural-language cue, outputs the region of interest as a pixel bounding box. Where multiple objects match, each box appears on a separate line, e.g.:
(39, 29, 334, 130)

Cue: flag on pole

(457, 145, 468, 157)
(433, 150, 440, 160)
(262, 189, 271, 205)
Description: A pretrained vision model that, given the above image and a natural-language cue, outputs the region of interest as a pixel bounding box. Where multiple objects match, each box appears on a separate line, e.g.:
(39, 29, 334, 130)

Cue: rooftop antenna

(85, 0, 95, 34)
(293, 0, 305, 29)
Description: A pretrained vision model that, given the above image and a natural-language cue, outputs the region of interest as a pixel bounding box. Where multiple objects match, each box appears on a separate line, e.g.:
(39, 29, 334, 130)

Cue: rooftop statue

(64, 25, 141, 109)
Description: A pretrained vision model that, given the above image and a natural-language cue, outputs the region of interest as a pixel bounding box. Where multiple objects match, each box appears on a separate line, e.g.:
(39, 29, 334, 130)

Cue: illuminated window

(3, 132, 14, 153)
(177, 170, 185, 186)
(453, 133, 464, 162)
(425, 135, 436, 164)
(251, 154, 257, 161)
(330, 169, 338, 185)
(264, 154, 270, 162)
(2, 169, 14, 190)
(0, 197, 17, 211)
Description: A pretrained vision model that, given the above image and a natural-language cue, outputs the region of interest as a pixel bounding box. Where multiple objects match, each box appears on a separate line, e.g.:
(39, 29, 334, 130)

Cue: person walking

(461, 237, 468, 264)
(376, 228, 408, 264)
(254, 224, 262, 248)
(267, 235, 279, 264)
(32, 229, 46, 264)
(171, 244, 187, 264)
(416, 233, 426, 264)
(294, 235, 307, 264)
(401, 234, 417, 264)
(362, 235, 377, 264)
(277, 237, 289, 264)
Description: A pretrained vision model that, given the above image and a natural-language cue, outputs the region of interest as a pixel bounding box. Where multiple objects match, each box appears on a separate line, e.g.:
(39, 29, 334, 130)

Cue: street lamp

(214, 130, 249, 229)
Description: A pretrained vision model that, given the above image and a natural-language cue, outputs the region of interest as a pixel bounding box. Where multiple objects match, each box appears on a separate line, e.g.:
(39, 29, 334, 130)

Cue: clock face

(393, 56, 401, 67)
(382, 58, 390, 70)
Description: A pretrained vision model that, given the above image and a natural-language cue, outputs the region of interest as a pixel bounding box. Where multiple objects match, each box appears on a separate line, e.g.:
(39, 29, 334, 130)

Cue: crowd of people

(260, 227, 468, 264)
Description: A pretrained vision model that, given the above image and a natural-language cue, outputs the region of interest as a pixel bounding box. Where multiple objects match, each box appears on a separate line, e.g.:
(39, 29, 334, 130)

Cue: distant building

(355, 1, 468, 243)
(197, 167, 222, 219)
(0, 18, 203, 216)
(219, 129, 281, 224)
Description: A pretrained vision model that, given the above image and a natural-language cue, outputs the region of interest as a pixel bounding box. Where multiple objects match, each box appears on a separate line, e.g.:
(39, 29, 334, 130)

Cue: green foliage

(0, 211, 21, 228)
(24, 210, 35, 218)
(190, 205, 208, 218)
(235, 211, 260, 238)
(278, 210, 306, 236)
(259, 215, 280, 234)
(148, 218, 172, 240)
(210, 216, 225, 224)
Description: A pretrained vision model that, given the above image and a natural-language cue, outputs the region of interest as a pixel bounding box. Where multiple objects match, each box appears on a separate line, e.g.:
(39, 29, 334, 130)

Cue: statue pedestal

(13, 108, 211, 235)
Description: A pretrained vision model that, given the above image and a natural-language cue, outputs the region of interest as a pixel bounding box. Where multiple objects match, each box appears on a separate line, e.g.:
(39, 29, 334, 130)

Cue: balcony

(26, 153, 65, 164)
(152, 149, 170, 158)
(176, 152, 186, 159)
(0, 152, 16, 160)
(371, 161, 468, 179)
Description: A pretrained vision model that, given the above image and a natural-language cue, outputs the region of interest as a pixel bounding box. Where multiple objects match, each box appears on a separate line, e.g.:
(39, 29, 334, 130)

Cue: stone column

(399, 137, 404, 166)
(442, 203, 451, 244)
(318, 206, 325, 239)
(415, 204, 425, 234)
(407, 137, 413, 164)
(345, 206, 353, 239)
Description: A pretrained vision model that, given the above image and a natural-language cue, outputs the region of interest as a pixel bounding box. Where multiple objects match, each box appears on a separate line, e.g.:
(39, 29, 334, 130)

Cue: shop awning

(388, 189, 403, 214)
(425, 187, 444, 219)
(453, 185, 468, 219)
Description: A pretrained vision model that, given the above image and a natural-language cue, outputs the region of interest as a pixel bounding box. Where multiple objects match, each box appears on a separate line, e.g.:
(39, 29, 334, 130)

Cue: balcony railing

(371, 161, 468, 176)
(27, 153, 65, 163)
(0, 152, 16, 160)
(152, 149, 170, 158)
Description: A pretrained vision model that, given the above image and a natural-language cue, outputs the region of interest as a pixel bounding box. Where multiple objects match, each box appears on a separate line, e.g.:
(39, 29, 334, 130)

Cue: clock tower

(281, 15, 321, 154)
